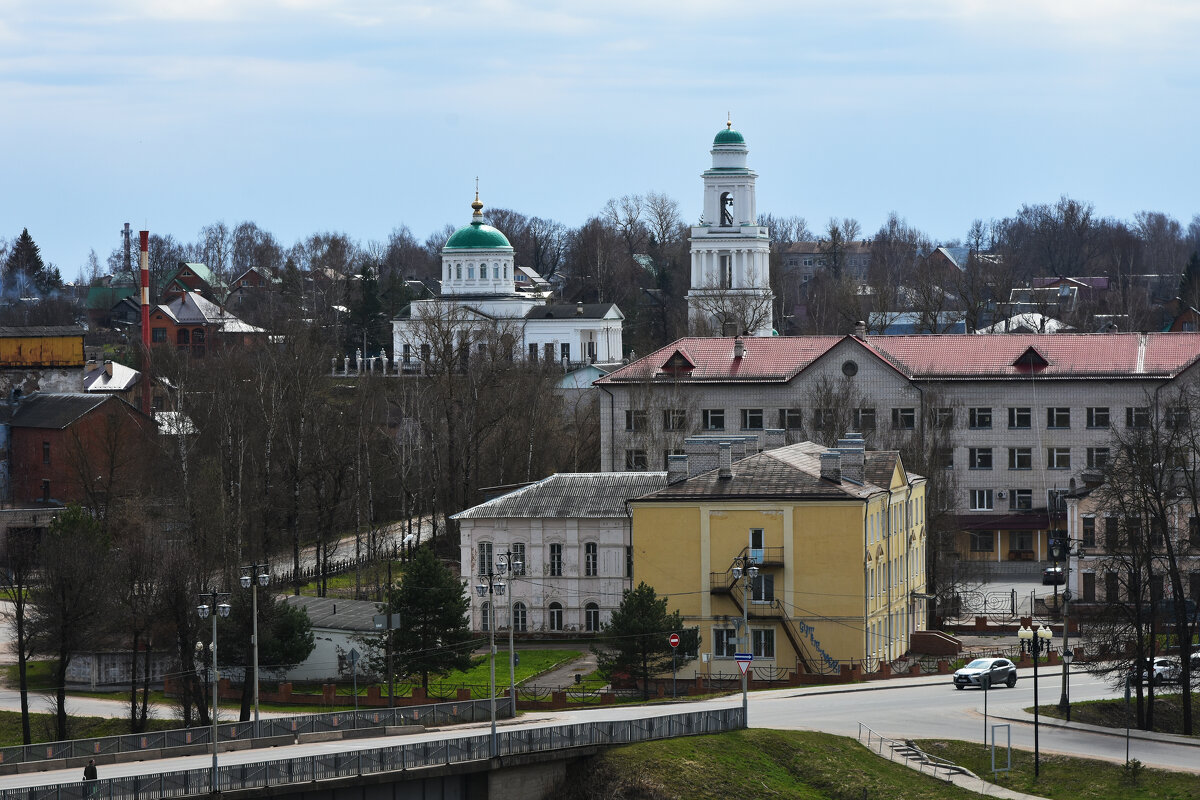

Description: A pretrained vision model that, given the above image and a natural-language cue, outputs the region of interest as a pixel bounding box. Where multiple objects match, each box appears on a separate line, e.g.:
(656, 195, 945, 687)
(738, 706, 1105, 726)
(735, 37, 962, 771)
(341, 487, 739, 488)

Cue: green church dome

(445, 221, 511, 249)
(714, 120, 745, 146)
(444, 194, 513, 250)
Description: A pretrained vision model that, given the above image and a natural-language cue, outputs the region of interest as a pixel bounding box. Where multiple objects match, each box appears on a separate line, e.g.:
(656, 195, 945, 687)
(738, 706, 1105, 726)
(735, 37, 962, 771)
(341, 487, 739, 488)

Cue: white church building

(392, 194, 624, 370)
(686, 120, 774, 337)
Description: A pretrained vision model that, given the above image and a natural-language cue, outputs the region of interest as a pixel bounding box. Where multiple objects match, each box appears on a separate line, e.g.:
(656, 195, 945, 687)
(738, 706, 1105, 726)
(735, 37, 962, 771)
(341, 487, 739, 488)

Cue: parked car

(1128, 658, 1180, 686)
(953, 658, 1017, 690)
(1042, 566, 1065, 585)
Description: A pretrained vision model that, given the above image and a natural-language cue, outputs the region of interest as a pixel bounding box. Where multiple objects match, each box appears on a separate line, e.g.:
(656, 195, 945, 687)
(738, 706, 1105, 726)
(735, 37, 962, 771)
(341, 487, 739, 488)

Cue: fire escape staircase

(709, 547, 816, 674)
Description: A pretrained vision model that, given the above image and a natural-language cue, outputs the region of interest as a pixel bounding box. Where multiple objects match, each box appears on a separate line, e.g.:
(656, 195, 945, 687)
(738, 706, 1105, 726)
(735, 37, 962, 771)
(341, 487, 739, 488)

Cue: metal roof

(0, 326, 85, 338)
(282, 595, 382, 632)
(9, 393, 118, 429)
(453, 472, 668, 520)
(523, 303, 622, 320)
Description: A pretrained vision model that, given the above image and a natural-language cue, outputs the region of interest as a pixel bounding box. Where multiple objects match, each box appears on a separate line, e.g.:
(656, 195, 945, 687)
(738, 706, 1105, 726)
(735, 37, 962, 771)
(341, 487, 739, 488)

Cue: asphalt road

(2, 665, 1196, 793)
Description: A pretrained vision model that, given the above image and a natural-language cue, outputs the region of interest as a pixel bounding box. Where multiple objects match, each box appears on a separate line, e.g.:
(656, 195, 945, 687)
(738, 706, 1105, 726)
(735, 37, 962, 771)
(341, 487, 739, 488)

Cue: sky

(2, 0, 1199, 277)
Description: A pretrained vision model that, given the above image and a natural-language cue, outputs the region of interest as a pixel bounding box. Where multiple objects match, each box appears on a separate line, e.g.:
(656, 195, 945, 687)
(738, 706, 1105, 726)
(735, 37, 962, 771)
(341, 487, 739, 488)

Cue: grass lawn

(915, 737, 1200, 799)
(1036, 691, 1200, 737)
(1, 661, 56, 692)
(558, 729, 988, 800)
(0, 710, 178, 748)
(296, 560, 405, 597)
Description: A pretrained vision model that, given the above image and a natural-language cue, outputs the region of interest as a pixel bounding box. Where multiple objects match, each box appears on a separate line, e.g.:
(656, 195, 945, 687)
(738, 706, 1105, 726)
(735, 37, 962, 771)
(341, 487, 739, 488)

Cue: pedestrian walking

(83, 758, 97, 795)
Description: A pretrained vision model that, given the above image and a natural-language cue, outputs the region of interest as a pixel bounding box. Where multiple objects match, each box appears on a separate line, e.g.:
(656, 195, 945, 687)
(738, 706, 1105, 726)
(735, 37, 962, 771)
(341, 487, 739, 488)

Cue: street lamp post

(239, 563, 270, 728)
(496, 551, 523, 710)
(475, 569, 507, 758)
(731, 554, 759, 728)
(1049, 536, 1075, 721)
(196, 591, 231, 794)
(1018, 623, 1053, 778)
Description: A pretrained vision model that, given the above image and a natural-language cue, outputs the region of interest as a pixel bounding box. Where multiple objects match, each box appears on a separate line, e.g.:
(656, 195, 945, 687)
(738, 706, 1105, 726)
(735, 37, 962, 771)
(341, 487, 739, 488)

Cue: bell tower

(686, 118, 774, 337)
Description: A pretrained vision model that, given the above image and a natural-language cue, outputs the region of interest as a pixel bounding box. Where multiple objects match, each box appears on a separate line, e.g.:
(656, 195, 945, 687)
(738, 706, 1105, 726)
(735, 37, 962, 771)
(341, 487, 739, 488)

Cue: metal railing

(857, 723, 974, 780)
(0, 697, 508, 768)
(12, 707, 743, 799)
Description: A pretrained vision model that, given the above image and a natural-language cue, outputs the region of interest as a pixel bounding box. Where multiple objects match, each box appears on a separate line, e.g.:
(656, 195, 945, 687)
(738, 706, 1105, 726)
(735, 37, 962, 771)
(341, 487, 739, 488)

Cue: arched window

(504, 264, 508, 279)
(176, 329, 190, 345)
(512, 602, 527, 633)
(584, 543, 598, 577)
(481, 601, 491, 632)
(548, 602, 563, 631)
(192, 328, 206, 356)
(456, 265, 462, 279)
(585, 603, 600, 632)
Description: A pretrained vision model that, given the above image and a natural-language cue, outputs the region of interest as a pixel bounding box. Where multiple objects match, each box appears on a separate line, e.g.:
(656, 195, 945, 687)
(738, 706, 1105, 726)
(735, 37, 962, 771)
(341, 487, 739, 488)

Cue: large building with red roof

(596, 332, 1200, 567)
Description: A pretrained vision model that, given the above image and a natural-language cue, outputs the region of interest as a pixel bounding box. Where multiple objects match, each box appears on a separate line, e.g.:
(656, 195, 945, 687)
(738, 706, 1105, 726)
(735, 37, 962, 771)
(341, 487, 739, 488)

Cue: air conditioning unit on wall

(996, 490, 1008, 500)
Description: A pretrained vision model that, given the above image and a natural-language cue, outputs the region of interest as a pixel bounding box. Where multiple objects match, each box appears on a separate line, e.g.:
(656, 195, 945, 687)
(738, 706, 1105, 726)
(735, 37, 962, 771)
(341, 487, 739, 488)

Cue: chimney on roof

(667, 454, 689, 484)
(853, 320, 866, 338)
(733, 336, 745, 359)
(103, 360, 113, 378)
(820, 450, 841, 482)
(718, 442, 733, 479)
(836, 431, 866, 484)
(576, 302, 584, 316)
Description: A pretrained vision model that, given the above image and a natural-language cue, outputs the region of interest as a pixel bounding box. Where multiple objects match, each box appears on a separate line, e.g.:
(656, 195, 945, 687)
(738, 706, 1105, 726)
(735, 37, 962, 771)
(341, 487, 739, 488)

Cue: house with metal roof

(392, 195, 624, 373)
(596, 331, 1200, 575)
(630, 434, 927, 677)
(142, 291, 265, 356)
(453, 471, 668, 634)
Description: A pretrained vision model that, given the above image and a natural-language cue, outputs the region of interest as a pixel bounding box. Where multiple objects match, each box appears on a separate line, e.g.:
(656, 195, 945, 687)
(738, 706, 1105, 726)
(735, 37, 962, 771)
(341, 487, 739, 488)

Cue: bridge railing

(10, 707, 744, 799)
(0, 696, 510, 768)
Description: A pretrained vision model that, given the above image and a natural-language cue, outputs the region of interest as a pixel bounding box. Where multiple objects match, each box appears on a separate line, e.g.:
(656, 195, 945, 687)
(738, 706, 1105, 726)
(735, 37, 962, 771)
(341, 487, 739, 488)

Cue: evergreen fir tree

(3, 229, 62, 296)
(594, 582, 698, 699)
(1179, 251, 1200, 311)
(385, 547, 473, 690)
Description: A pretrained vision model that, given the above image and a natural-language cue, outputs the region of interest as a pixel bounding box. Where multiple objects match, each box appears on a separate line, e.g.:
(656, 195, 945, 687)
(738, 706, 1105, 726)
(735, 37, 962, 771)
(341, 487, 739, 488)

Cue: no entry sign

(669, 633, 680, 648)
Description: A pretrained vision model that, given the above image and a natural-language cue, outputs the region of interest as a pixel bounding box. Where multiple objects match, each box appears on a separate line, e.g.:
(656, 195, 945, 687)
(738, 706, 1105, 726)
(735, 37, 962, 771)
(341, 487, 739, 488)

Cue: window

(1087, 407, 1110, 428)
(740, 408, 764, 430)
(749, 528, 764, 562)
(1082, 572, 1096, 601)
(511, 542, 526, 575)
(752, 629, 775, 659)
(151, 327, 167, 343)
(714, 628, 738, 657)
(478, 542, 493, 576)
(543, 343, 554, 362)
(891, 408, 915, 430)
(969, 448, 993, 470)
(1104, 572, 1119, 603)
(585, 542, 598, 577)
(467, 265, 475, 279)
(512, 602, 527, 632)
(1008, 448, 1031, 470)
(702, 409, 725, 430)
(1082, 517, 1097, 548)
(626, 546, 633, 578)
(1008, 407, 1031, 429)
(1104, 517, 1121, 551)
(41, 480, 50, 503)
(480, 601, 491, 631)
(931, 407, 953, 428)
(934, 448, 954, 469)
(1010, 489, 1032, 510)
(811, 409, 832, 429)
(779, 409, 801, 429)
(663, 409, 687, 431)
(969, 408, 992, 429)
(624, 450, 648, 471)
(854, 407, 876, 430)
(1048, 447, 1071, 470)
(969, 531, 994, 551)
(1169, 406, 1190, 428)
(1190, 517, 1200, 548)
(585, 603, 600, 632)
(1126, 407, 1150, 428)
(528, 343, 538, 361)
(625, 410, 647, 432)
(548, 602, 563, 631)
(751, 574, 775, 603)
(560, 343, 570, 362)
(41, 441, 50, 466)
(1047, 407, 1070, 429)
(176, 329, 190, 346)
(970, 489, 993, 511)
(421, 343, 432, 363)
(1087, 447, 1109, 469)
(549, 543, 562, 577)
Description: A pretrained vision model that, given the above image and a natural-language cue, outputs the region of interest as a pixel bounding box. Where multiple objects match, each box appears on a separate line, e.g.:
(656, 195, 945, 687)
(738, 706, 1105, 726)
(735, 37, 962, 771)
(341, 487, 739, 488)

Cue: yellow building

(629, 434, 927, 677)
